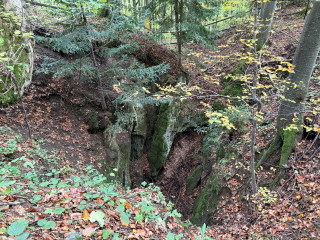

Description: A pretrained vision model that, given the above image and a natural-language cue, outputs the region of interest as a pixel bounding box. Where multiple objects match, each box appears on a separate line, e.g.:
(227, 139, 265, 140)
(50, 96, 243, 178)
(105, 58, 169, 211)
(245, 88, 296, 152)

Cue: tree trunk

(257, 1, 320, 186)
(257, 0, 277, 51)
(174, 0, 182, 71)
(0, 0, 34, 106)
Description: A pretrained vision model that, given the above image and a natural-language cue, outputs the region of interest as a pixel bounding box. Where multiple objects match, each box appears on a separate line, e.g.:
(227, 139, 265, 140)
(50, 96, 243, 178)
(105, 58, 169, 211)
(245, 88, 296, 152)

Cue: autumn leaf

(83, 210, 90, 220)
(82, 227, 97, 237)
(124, 202, 132, 210)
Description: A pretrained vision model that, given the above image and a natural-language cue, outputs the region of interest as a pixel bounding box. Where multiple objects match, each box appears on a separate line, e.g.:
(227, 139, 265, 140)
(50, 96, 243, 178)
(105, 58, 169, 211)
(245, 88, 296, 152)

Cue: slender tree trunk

(257, 0, 277, 51)
(257, 1, 320, 186)
(249, 0, 260, 195)
(174, 0, 182, 71)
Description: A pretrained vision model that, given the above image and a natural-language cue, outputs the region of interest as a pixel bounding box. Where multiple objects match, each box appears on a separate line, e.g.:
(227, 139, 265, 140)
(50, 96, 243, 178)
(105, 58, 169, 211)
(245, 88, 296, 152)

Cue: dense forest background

(0, 0, 320, 239)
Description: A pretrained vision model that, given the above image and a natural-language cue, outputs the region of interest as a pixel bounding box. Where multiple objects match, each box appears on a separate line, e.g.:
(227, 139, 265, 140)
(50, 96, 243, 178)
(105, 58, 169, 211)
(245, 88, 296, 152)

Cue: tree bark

(257, 1, 320, 186)
(257, 0, 277, 51)
(0, 0, 34, 106)
(174, 0, 182, 71)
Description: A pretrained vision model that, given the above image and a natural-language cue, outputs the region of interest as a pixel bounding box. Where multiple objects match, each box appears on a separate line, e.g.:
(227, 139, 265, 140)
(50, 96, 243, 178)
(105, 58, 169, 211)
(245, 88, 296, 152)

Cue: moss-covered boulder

(103, 130, 131, 187)
(186, 165, 203, 194)
(0, 0, 34, 106)
(149, 100, 206, 178)
(190, 172, 222, 226)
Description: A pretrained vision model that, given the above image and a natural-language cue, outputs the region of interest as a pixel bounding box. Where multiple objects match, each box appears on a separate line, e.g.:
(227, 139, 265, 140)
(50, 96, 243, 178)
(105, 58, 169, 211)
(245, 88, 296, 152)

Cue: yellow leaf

(314, 126, 320, 132)
(83, 209, 90, 220)
(142, 87, 150, 94)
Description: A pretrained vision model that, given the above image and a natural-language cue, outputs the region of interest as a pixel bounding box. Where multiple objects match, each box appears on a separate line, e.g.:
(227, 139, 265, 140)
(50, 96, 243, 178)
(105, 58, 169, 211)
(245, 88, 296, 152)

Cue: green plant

(194, 224, 214, 240)
(7, 219, 29, 240)
(0, 138, 18, 155)
(37, 219, 56, 229)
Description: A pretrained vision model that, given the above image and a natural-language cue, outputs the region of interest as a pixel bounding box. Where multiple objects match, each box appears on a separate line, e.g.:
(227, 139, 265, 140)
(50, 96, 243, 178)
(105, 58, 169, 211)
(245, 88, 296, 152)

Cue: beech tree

(258, 1, 320, 185)
(257, 0, 277, 51)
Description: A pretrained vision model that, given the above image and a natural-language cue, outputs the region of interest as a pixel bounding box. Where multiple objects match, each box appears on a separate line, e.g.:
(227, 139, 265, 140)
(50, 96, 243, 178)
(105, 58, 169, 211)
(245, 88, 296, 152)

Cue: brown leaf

(82, 227, 97, 237)
(136, 229, 147, 236)
(43, 233, 56, 240)
(27, 206, 38, 212)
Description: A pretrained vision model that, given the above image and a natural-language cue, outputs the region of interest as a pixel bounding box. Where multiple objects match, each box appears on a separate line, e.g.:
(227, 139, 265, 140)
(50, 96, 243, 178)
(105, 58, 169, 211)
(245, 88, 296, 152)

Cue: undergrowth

(0, 130, 217, 240)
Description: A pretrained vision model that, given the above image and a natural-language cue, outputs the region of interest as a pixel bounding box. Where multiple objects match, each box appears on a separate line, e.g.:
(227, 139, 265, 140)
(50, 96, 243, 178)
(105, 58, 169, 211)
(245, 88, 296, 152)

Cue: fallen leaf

(43, 233, 56, 240)
(82, 227, 97, 237)
(83, 209, 90, 220)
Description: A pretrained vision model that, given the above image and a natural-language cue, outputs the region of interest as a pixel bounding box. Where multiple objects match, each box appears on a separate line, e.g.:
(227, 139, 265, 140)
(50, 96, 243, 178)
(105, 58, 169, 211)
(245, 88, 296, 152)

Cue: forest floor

(1, 2, 320, 240)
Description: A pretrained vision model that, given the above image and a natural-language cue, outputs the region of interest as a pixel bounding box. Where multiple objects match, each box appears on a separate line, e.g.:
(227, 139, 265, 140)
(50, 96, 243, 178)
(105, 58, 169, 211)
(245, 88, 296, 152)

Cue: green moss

(211, 100, 225, 111)
(0, 87, 17, 106)
(87, 111, 99, 133)
(190, 173, 222, 226)
(0, 7, 33, 107)
(221, 60, 246, 98)
(103, 130, 131, 187)
(186, 165, 203, 194)
(216, 144, 225, 161)
(279, 129, 298, 167)
(149, 103, 170, 178)
(256, 134, 282, 170)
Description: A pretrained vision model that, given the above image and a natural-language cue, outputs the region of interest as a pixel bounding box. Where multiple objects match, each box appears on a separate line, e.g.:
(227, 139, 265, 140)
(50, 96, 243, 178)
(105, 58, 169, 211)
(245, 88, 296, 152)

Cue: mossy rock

(186, 165, 203, 194)
(221, 59, 246, 98)
(211, 100, 225, 111)
(149, 101, 207, 178)
(216, 144, 225, 161)
(190, 172, 222, 226)
(103, 130, 131, 187)
(87, 111, 99, 133)
(149, 103, 170, 178)
(0, 1, 34, 106)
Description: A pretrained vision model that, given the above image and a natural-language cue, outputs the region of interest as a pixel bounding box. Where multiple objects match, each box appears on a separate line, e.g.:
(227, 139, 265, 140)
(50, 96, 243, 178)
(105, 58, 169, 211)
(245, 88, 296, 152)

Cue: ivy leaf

(90, 211, 105, 227)
(8, 220, 28, 236)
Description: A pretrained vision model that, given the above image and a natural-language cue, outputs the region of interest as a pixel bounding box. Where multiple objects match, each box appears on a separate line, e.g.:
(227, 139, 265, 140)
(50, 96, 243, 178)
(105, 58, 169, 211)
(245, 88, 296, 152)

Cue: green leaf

(90, 211, 105, 227)
(53, 207, 64, 214)
(135, 213, 144, 222)
(43, 221, 55, 229)
(117, 204, 124, 213)
(120, 213, 130, 224)
(16, 232, 30, 240)
(166, 232, 175, 240)
(38, 219, 56, 229)
(40, 181, 50, 187)
(8, 220, 28, 236)
(57, 181, 68, 188)
(6, 66, 14, 71)
(44, 208, 53, 214)
(37, 219, 47, 227)
(102, 229, 113, 239)
(22, 32, 34, 38)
